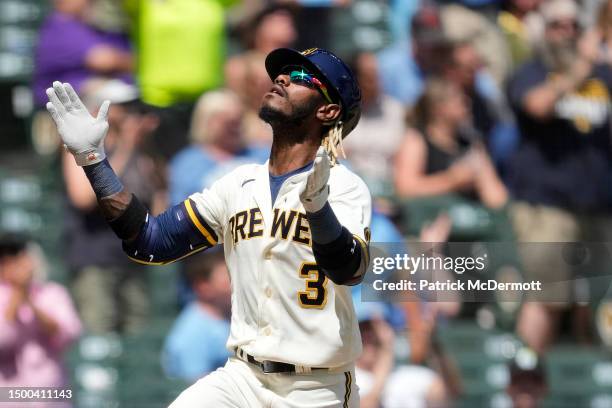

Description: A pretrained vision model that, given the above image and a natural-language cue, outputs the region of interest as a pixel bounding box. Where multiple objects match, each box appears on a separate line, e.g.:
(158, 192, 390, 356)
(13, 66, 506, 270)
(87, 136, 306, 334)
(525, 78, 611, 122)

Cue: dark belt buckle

(262, 360, 276, 374)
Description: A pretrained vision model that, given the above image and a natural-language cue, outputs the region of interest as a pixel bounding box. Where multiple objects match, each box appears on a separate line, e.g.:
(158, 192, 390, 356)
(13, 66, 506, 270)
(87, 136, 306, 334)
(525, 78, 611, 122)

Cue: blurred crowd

(3, 0, 612, 406)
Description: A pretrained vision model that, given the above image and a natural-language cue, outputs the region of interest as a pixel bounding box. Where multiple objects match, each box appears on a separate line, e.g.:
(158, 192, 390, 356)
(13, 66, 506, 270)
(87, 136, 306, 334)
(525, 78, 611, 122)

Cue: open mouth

(269, 84, 286, 97)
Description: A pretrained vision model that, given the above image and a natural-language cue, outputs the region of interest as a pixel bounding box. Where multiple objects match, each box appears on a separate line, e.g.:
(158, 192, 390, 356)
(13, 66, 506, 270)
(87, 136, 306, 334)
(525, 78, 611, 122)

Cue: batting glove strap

(73, 147, 106, 167)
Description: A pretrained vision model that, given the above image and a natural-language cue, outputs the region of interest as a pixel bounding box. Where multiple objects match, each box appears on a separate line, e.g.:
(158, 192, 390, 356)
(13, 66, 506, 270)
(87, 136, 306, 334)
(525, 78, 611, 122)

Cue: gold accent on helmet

(301, 48, 319, 56)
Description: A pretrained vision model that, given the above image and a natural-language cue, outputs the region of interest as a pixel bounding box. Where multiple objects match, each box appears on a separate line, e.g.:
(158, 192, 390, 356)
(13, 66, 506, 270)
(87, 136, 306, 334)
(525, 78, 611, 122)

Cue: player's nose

(275, 75, 290, 87)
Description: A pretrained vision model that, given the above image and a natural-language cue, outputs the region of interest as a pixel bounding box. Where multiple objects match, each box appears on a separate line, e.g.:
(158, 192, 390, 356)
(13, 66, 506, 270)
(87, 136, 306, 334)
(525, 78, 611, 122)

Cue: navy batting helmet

(265, 47, 362, 138)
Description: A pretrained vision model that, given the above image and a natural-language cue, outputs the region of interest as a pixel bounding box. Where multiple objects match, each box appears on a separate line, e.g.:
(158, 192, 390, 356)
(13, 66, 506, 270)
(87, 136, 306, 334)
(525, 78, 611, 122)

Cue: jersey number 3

(297, 262, 327, 309)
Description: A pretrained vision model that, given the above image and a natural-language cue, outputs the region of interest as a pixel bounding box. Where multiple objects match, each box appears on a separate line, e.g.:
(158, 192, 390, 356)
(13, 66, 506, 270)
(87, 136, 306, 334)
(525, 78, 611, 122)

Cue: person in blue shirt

(169, 89, 269, 206)
(162, 248, 231, 380)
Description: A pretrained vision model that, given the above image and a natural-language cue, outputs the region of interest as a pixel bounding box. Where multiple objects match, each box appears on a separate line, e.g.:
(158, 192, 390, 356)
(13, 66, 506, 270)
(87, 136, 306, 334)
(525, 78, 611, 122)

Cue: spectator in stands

(32, 0, 133, 107)
(123, 0, 238, 158)
(506, 348, 547, 408)
(497, 0, 544, 70)
(581, 0, 612, 67)
(226, 4, 297, 146)
(441, 41, 520, 168)
(62, 80, 163, 334)
(162, 249, 231, 381)
(354, 301, 448, 408)
(354, 303, 395, 408)
(394, 78, 508, 209)
(387, 0, 420, 44)
(377, 3, 452, 106)
(0, 235, 82, 406)
(377, 4, 519, 167)
(507, 0, 612, 353)
(439, 3, 512, 85)
(169, 89, 269, 206)
(343, 52, 406, 198)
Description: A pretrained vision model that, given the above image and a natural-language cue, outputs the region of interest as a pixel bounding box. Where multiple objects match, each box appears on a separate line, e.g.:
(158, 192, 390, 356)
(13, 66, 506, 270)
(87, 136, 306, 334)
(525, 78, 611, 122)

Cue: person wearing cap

(507, 0, 612, 353)
(61, 79, 163, 334)
(45, 47, 370, 407)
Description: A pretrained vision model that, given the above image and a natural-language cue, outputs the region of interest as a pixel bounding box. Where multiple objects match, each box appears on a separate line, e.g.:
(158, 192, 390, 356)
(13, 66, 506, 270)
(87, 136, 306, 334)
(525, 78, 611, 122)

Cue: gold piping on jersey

(184, 199, 218, 246)
(127, 244, 209, 266)
(353, 234, 370, 267)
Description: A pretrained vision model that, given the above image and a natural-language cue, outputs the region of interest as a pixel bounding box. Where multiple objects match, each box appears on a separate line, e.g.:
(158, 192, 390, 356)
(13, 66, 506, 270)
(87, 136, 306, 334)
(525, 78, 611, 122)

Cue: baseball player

(46, 47, 371, 407)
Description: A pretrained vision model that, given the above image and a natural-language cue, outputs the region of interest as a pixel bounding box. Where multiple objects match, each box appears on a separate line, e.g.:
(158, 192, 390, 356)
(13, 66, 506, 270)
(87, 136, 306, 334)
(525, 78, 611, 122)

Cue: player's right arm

(46, 81, 220, 265)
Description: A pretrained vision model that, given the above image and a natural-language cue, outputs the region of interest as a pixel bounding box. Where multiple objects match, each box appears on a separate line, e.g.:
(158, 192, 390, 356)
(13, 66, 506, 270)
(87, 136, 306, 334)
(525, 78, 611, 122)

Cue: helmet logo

(301, 48, 318, 56)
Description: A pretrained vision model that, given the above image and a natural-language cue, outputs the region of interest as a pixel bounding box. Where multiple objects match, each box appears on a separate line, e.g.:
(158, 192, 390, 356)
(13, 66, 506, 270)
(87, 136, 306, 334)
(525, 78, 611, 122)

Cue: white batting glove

(46, 81, 110, 166)
(300, 146, 331, 213)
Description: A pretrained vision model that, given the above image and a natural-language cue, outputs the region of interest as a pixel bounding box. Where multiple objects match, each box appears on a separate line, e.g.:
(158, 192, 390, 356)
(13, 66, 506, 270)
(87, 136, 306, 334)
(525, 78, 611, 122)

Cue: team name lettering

(228, 208, 311, 246)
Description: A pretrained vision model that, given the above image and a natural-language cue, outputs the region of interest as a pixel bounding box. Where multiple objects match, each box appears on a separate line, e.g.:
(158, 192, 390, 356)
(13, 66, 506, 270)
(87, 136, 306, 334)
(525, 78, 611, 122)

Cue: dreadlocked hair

(321, 121, 345, 166)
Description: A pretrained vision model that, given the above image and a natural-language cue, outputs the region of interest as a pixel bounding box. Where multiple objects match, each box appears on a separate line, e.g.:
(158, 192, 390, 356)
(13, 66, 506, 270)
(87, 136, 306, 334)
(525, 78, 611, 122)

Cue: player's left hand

(300, 146, 330, 213)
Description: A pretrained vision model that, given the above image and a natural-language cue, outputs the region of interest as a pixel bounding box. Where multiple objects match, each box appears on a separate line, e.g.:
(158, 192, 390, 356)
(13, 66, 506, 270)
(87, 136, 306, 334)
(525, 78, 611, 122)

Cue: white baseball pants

(168, 357, 359, 408)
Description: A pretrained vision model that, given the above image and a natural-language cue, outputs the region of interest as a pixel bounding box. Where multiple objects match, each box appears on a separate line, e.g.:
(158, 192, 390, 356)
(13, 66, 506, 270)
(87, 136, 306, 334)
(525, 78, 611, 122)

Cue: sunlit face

(507, 375, 547, 408)
(256, 11, 297, 49)
(434, 86, 469, 126)
(54, 0, 89, 15)
(194, 260, 231, 312)
(259, 70, 328, 127)
(356, 321, 380, 370)
(356, 53, 380, 104)
(545, 18, 578, 46)
(450, 44, 482, 89)
(209, 104, 244, 153)
(512, 0, 539, 14)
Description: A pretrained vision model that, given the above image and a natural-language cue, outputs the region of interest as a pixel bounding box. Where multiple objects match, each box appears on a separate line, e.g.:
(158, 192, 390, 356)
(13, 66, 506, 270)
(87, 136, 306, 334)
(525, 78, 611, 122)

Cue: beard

(539, 38, 578, 73)
(258, 97, 320, 128)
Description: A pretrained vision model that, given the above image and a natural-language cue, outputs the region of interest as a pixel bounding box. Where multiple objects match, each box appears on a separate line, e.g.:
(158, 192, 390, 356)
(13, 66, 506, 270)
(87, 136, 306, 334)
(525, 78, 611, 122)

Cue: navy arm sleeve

(306, 203, 366, 286)
(122, 198, 218, 265)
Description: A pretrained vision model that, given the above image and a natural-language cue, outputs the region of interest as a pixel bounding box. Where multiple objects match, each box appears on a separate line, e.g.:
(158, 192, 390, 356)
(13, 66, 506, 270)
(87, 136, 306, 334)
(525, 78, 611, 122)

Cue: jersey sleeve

(186, 174, 231, 245)
(327, 168, 372, 272)
(328, 169, 372, 239)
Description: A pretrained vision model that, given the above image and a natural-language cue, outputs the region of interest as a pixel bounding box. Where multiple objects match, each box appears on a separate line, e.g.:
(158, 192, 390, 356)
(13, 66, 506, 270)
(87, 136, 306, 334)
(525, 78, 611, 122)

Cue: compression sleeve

(306, 202, 368, 286)
(122, 198, 218, 265)
(81, 158, 219, 264)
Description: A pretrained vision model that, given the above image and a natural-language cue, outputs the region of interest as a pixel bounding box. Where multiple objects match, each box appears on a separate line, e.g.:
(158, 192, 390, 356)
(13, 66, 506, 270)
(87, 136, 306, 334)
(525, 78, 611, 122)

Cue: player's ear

(316, 103, 341, 124)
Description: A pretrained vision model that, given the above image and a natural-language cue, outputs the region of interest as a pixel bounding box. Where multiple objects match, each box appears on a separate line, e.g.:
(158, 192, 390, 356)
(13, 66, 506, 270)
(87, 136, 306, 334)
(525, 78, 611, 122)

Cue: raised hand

(300, 146, 331, 213)
(46, 81, 110, 166)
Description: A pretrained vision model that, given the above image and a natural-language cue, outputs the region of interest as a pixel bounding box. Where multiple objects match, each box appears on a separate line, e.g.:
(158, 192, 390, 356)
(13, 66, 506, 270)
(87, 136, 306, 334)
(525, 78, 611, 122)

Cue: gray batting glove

(46, 81, 110, 166)
(300, 146, 331, 213)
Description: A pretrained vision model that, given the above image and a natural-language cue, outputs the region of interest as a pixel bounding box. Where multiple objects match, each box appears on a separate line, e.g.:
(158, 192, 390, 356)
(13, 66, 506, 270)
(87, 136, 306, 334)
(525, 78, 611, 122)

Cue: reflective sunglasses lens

(289, 71, 315, 87)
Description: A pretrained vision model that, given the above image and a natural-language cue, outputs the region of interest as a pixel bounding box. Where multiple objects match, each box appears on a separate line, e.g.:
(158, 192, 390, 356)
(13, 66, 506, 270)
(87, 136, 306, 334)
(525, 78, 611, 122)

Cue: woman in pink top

(0, 235, 82, 407)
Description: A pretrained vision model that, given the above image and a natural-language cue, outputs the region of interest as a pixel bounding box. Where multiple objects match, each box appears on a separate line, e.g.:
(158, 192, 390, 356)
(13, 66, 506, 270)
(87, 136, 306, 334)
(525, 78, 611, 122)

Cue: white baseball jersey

(186, 160, 372, 368)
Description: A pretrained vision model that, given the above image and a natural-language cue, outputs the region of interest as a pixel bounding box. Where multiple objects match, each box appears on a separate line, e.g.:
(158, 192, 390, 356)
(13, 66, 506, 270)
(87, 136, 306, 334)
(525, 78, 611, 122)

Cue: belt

(235, 348, 333, 374)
